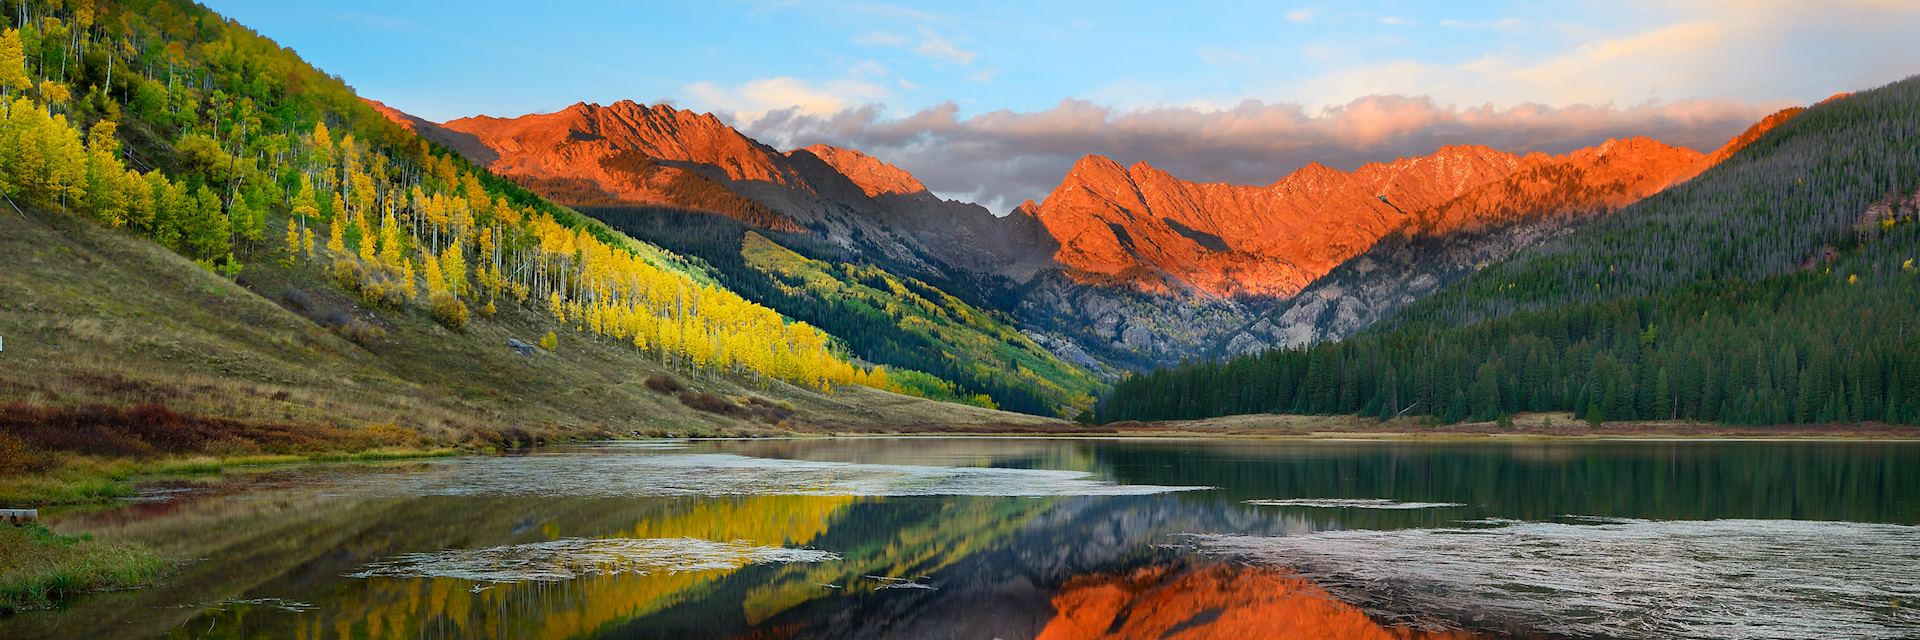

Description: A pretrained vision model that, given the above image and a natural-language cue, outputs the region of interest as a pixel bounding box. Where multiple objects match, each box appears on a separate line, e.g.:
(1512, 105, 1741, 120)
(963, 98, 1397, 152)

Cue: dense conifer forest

(1100, 77, 1920, 425)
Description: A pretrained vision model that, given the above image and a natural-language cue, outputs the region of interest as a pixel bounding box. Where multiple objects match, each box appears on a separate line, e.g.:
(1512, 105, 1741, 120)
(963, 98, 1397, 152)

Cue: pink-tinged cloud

(741, 95, 1782, 213)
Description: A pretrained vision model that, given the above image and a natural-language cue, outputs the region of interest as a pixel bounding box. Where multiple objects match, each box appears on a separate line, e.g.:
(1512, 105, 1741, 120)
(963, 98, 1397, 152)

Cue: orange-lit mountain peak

(795, 144, 929, 197)
(1036, 563, 1484, 640)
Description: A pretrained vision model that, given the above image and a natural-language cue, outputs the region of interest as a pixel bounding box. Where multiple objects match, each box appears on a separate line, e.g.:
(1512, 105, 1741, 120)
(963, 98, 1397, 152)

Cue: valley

(4, 1, 1920, 636)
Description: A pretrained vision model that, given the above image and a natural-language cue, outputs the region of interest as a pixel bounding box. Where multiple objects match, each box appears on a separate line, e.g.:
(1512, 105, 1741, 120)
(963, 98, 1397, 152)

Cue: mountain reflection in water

(1036, 563, 1482, 640)
(3, 438, 1914, 639)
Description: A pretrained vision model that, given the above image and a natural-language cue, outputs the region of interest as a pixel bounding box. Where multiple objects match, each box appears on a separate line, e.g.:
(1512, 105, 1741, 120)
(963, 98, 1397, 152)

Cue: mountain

(1100, 76, 1920, 426)
(1027, 139, 1702, 299)
(0, 0, 1066, 461)
(402, 100, 1054, 280)
(404, 99, 1791, 373)
(579, 204, 1104, 416)
(1222, 106, 1807, 354)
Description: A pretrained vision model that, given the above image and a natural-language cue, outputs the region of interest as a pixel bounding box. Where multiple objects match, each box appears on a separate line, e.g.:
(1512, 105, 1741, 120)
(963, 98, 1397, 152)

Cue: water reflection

(3, 438, 1915, 639)
(1035, 563, 1483, 640)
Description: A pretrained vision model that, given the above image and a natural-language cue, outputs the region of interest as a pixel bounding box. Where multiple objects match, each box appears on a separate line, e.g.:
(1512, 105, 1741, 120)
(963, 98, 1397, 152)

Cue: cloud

(855, 26, 977, 65)
(739, 95, 1776, 214)
(913, 26, 977, 65)
(1437, 17, 1523, 32)
(1328, 2, 1920, 108)
(683, 77, 889, 123)
(1286, 8, 1314, 23)
(853, 31, 907, 46)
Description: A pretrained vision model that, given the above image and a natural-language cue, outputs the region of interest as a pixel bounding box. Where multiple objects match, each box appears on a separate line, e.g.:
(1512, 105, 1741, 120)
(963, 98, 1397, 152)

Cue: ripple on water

(368, 453, 1209, 498)
(1244, 498, 1467, 510)
(346, 537, 840, 590)
(1189, 518, 1920, 640)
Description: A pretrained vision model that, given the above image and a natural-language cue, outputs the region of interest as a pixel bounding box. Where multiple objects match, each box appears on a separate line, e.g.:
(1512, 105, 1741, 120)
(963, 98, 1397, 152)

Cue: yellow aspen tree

(281, 219, 300, 266)
(379, 210, 403, 269)
(310, 120, 334, 179)
(421, 252, 445, 298)
(327, 212, 346, 255)
(440, 238, 467, 297)
(0, 29, 26, 95)
(82, 120, 128, 225)
(397, 261, 417, 300)
(356, 217, 377, 264)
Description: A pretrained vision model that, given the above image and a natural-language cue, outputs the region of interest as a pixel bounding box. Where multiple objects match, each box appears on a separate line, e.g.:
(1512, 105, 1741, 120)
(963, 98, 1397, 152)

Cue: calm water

(7, 438, 1919, 639)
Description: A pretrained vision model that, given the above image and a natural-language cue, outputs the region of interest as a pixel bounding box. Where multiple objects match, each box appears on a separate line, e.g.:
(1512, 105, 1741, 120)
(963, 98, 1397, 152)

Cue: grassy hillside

(0, 0, 1068, 476)
(1101, 77, 1920, 426)
(0, 204, 1056, 439)
(585, 206, 1105, 417)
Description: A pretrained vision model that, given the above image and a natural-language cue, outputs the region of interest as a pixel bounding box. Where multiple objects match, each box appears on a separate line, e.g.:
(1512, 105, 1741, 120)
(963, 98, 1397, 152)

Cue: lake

(6, 437, 1919, 639)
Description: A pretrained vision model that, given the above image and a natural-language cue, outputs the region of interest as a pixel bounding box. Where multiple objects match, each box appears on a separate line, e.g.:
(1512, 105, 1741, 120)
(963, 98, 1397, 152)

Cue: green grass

(0, 524, 167, 613)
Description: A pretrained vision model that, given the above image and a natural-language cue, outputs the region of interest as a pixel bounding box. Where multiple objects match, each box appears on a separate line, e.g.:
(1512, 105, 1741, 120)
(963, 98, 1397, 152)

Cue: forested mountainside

(581, 207, 1102, 416)
(1100, 77, 1920, 425)
(1220, 106, 1807, 356)
(408, 100, 1766, 374)
(378, 101, 1102, 414)
(0, 0, 1050, 436)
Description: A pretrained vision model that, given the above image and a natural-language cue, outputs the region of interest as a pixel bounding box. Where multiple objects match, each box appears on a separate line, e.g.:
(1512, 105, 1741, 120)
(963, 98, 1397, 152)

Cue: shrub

(429, 292, 469, 330)
(539, 331, 557, 350)
(334, 318, 385, 346)
(0, 433, 35, 476)
(643, 374, 685, 394)
(677, 392, 737, 414)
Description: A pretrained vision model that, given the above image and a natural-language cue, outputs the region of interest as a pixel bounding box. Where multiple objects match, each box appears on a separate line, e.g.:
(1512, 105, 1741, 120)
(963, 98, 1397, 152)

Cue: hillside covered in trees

(1100, 77, 1920, 426)
(0, 0, 1044, 441)
(587, 206, 1103, 417)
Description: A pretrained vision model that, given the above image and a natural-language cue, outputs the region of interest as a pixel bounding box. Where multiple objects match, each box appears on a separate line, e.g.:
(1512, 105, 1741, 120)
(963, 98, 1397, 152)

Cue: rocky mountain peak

(796, 144, 929, 197)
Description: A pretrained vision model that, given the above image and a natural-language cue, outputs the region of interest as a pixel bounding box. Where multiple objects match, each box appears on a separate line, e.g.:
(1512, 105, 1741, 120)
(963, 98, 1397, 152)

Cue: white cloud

(914, 26, 977, 65)
(743, 95, 1775, 213)
(684, 77, 889, 124)
(1437, 17, 1523, 32)
(1286, 8, 1314, 23)
(1294, 1, 1920, 109)
(852, 31, 907, 47)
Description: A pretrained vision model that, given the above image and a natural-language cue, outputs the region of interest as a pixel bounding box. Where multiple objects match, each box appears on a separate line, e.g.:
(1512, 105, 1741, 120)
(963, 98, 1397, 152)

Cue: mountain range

(2, 0, 1913, 440)
(371, 96, 1805, 375)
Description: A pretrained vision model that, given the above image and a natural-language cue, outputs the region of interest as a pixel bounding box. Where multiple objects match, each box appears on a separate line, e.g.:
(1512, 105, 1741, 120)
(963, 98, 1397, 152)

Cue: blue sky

(204, 0, 1920, 209)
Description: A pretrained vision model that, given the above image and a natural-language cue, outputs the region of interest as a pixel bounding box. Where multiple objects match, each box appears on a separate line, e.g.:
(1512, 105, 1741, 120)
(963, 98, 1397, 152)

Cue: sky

(205, 0, 1920, 212)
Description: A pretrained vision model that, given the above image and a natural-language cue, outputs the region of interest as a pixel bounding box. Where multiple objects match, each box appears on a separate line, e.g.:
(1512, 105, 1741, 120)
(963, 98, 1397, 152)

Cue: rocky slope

(1027, 139, 1707, 299)
(1222, 106, 1807, 355)
(387, 100, 1053, 278)
(391, 99, 1788, 372)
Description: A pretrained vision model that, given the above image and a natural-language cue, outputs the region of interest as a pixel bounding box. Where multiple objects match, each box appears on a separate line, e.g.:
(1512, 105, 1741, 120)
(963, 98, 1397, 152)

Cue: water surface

(8, 437, 1918, 639)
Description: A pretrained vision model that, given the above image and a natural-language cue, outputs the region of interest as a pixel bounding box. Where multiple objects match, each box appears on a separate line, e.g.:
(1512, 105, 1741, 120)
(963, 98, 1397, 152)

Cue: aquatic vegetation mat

(368, 453, 1208, 497)
(347, 537, 839, 588)
(1189, 518, 1920, 639)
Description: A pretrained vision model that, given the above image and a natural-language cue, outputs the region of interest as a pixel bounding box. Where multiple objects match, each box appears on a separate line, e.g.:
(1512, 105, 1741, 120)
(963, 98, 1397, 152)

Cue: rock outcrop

(1027, 139, 1716, 298)
(1220, 106, 1808, 355)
